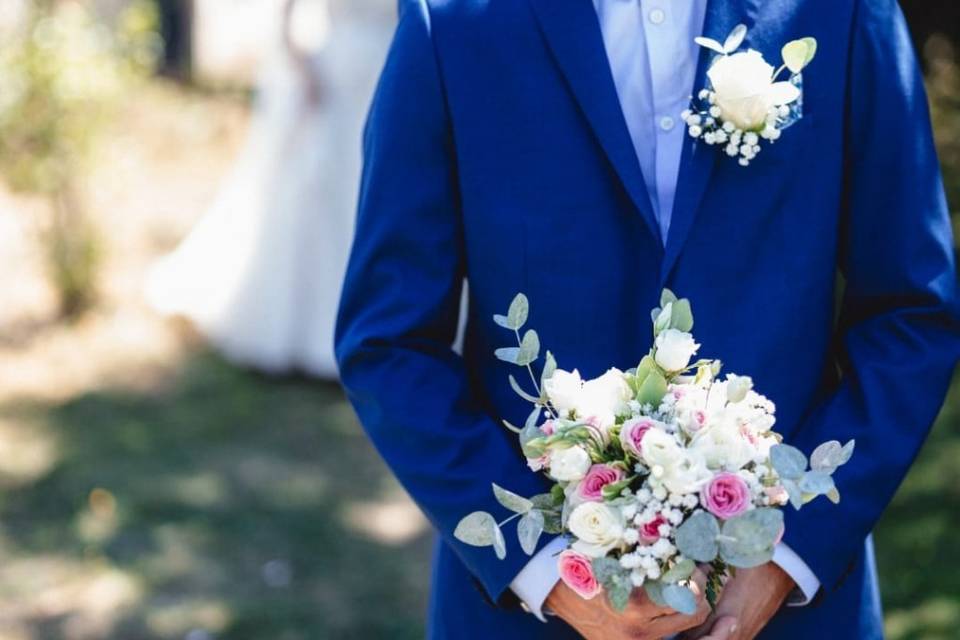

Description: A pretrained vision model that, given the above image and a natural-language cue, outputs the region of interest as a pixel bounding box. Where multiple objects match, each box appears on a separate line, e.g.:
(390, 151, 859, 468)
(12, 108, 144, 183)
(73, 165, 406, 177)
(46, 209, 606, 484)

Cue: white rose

(707, 50, 801, 130)
(543, 369, 583, 414)
(549, 445, 592, 482)
(654, 329, 701, 372)
(640, 428, 685, 471)
(659, 451, 712, 495)
(568, 502, 624, 557)
(690, 421, 757, 471)
(578, 368, 632, 428)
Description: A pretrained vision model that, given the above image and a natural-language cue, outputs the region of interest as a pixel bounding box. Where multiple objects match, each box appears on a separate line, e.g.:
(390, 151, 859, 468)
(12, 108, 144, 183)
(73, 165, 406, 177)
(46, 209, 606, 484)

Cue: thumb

(703, 615, 738, 639)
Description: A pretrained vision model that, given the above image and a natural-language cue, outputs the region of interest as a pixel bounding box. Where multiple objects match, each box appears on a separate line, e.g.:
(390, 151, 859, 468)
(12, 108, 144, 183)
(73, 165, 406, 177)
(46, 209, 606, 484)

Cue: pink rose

(558, 550, 602, 600)
(638, 513, 668, 544)
(701, 472, 751, 519)
(540, 420, 556, 436)
(578, 464, 625, 502)
(619, 418, 656, 457)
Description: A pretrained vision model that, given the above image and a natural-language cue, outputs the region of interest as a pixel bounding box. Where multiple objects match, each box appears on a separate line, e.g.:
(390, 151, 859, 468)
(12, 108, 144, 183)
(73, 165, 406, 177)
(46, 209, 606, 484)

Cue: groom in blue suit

(336, 0, 959, 637)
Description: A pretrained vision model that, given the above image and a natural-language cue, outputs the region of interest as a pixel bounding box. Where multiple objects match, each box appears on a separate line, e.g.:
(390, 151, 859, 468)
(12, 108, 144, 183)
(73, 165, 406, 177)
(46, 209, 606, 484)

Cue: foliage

(0, 0, 161, 314)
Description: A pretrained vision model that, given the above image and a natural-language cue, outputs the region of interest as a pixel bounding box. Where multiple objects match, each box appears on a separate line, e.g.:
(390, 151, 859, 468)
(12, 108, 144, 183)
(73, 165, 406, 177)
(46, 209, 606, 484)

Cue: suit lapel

(528, 0, 662, 247)
(660, 0, 757, 286)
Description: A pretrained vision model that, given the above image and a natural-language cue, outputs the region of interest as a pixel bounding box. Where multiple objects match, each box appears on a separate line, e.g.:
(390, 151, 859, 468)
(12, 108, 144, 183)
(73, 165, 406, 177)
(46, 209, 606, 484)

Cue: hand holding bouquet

(455, 290, 853, 614)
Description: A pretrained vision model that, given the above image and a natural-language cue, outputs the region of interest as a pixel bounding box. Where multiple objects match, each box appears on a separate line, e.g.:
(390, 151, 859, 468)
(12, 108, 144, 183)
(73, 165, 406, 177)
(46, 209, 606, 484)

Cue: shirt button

(659, 116, 675, 132)
(649, 8, 666, 25)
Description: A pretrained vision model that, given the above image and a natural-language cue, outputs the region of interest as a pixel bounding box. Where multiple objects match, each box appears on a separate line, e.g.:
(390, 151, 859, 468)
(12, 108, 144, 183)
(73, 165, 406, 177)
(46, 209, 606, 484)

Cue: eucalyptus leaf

(660, 288, 679, 308)
(644, 580, 669, 607)
(781, 478, 804, 510)
(454, 511, 498, 547)
(694, 36, 727, 56)
(663, 584, 698, 615)
(517, 330, 540, 366)
(800, 37, 818, 66)
(525, 405, 542, 431)
(506, 293, 529, 330)
(493, 314, 512, 329)
(492, 524, 507, 560)
(501, 419, 522, 434)
(770, 444, 807, 480)
(840, 439, 856, 465)
(661, 558, 696, 584)
(517, 510, 545, 555)
(800, 470, 835, 496)
(636, 370, 668, 409)
(675, 511, 720, 562)
(826, 487, 841, 504)
(541, 350, 557, 388)
(781, 39, 810, 74)
(493, 483, 533, 514)
(654, 303, 674, 335)
(719, 508, 783, 568)
(607, 579, 632, 612)
(723, 23, 748, 54)
(509, 374, 540, 404)
(671, 299, 694, 333)
(592, 557, 623, 584)
(810, 440, 843, 473)
(494, 347, 520, 365)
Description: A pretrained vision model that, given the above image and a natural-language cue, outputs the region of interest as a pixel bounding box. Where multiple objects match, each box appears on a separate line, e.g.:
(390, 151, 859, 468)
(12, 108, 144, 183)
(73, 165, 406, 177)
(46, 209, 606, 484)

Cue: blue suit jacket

(336, 0, 960, 637)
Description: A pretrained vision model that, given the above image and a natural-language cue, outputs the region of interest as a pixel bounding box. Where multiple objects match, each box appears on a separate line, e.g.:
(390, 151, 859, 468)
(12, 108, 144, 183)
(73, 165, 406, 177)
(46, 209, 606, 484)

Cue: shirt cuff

(510, 537, 567, 622)
(772, 541, 821, 606)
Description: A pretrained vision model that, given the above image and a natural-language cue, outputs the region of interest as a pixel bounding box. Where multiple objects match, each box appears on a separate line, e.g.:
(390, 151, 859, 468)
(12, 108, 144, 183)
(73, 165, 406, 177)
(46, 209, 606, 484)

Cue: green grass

(0, 354, 432, 639)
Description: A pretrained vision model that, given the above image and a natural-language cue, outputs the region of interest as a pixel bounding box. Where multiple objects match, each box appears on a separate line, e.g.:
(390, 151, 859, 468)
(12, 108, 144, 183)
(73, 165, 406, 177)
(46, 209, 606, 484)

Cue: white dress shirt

(510, 0, 821, 620)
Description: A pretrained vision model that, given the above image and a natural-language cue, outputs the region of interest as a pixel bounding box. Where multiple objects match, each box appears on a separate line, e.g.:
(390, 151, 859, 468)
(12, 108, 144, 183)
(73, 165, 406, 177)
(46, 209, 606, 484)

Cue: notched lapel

(527, 0, 662, 248)
(661, 0, 757, 285)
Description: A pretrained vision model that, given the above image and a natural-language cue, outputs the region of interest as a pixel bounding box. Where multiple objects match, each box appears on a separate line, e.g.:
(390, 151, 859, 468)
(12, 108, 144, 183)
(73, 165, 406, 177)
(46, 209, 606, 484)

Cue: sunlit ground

(0, 76, 956, 639)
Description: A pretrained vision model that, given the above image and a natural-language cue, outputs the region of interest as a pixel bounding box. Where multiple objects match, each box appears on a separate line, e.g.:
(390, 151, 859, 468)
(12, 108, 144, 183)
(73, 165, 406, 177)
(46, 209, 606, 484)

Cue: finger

(689, 568, 709, 604)
(701, 615, 739, 640)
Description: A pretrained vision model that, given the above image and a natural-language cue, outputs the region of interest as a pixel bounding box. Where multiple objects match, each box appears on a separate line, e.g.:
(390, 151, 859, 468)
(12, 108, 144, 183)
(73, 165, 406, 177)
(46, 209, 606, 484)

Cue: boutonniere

(681, 24, 818, 167)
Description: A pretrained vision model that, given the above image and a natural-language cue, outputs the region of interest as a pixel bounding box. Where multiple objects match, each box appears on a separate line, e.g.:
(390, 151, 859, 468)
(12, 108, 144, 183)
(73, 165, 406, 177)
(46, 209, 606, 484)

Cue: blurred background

(0, 1, 955, 638)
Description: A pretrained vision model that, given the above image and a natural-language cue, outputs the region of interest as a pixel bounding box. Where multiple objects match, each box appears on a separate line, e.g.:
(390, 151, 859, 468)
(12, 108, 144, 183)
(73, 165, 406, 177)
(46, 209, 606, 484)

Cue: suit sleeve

(335, 0, 553, 602)
(781, 0, 960, 591)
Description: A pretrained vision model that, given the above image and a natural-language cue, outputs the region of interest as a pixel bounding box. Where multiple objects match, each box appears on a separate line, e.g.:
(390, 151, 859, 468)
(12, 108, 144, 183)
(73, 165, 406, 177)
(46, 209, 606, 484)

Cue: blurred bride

(146, 0, 394, 378)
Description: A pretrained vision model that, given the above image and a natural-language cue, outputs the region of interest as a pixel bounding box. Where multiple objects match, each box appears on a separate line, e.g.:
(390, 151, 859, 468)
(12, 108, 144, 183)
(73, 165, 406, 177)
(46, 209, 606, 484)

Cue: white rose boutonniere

(683, 24, 818, 166)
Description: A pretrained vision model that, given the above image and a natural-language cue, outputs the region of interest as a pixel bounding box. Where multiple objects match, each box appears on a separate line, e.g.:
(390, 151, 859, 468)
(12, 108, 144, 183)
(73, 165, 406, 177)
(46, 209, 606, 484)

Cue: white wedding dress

(146, 0, 395, 378)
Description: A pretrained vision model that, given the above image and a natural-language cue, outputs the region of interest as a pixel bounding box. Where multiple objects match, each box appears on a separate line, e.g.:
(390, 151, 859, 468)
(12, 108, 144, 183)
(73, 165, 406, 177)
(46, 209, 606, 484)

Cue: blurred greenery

(0, 354, 432, 639)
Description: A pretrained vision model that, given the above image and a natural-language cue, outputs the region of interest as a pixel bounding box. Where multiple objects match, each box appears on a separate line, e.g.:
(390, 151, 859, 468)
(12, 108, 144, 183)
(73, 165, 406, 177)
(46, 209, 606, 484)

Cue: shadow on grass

(0, 352, 432, 639)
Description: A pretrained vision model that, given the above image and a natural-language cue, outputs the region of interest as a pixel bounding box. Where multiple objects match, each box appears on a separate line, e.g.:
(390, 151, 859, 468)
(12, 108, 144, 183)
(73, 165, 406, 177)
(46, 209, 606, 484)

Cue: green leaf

(636, 370, 668, 408)
(670, 299, 694, 333)
(661, 558, 696, 584)
(493, 483, 533, 514)
(507, 293, 529, 330)
(508, 374, 540, 404)
(810, 441, 844, 473)
(663, 584, 698, 615)
(800, 470, 835, 496)
(781, 478, 804, 510)
(644, 580, 669, 607)
(519, 421, 545, 458)
(541, 350, 557, 389)
(454, 512, 498, 547)
(517, 330, 540, 366)
(660, 288, 679, 308)
(492, 524, 507, 560)
(719, 508, 783, 568)
(840, 440, 856, 465)
(782, 37, 817, 74)
(524, 405, 541, 431)
(492, 314, 512, 329)
(494, 347, 520, 365)
(800, 37, 818, 66)
(601, 476, 635, 500)
(654, 302, 673, 335)
(695, 36, 727, 56)
(826, 487, 841, 504)
(607, 579, 632, 612)
(723, 23, 747, 54)
(592, 557, 623, 584)
(517, 510, 544, 555)
(770, 444, 807, 480)
(675, 511, 720, 562)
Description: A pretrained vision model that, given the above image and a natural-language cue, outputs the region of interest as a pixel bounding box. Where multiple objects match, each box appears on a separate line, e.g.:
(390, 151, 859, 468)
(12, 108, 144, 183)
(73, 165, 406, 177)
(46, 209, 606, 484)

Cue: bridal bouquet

(455, 291, 853, 614)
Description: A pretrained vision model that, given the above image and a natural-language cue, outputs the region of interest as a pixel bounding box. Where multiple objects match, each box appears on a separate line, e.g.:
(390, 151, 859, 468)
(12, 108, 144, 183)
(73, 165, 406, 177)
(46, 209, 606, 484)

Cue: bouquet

(455, 290, 853, 614)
